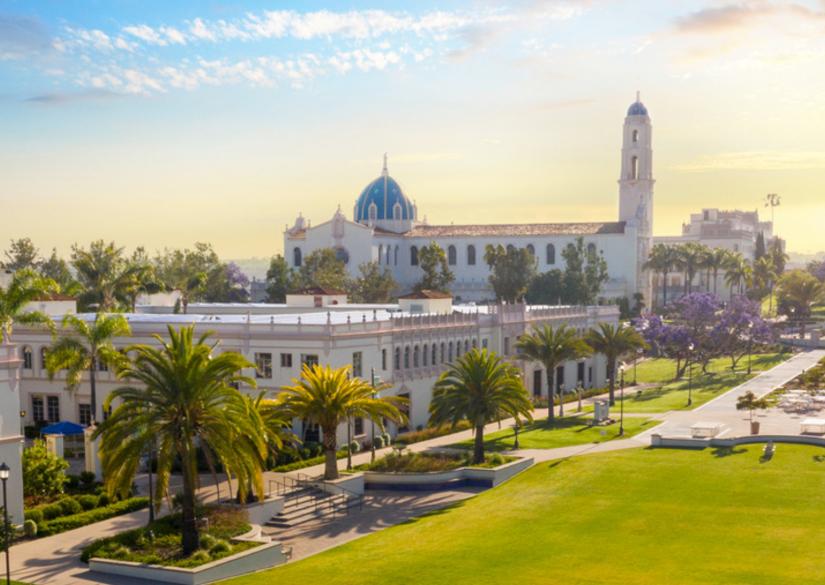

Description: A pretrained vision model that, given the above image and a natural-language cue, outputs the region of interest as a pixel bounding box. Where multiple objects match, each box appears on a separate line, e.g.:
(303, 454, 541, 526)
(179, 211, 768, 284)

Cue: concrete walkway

(9, 350, 823, 585)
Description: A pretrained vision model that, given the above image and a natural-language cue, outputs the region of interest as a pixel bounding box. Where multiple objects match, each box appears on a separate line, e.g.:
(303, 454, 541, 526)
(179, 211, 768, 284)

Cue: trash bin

(594, 399, 610, 423)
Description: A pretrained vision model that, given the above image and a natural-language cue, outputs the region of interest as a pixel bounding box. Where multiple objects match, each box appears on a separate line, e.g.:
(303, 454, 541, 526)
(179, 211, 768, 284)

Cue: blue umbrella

(41, 421, 86, 436)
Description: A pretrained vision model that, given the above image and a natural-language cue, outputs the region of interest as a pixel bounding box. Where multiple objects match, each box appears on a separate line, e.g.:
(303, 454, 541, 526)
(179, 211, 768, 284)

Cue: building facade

(13, 299, 617, 445)
(284, 96, 655, 305)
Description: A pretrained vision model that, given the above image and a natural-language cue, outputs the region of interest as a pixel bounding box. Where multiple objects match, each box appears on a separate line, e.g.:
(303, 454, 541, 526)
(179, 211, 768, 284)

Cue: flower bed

(357, 451, 514, 473)
(82, 506, 257, 568)
(362, 455, 534, 491)
(25, 496, 148, 537)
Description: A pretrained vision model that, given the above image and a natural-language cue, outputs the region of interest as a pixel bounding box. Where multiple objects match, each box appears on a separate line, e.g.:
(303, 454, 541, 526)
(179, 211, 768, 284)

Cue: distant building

(284, 95, 655, 305)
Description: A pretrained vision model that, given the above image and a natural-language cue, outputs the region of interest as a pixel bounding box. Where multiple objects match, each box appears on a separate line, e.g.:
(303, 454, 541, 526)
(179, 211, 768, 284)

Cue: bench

(690, 422, 725, 439)
(801, 418, 825, 435)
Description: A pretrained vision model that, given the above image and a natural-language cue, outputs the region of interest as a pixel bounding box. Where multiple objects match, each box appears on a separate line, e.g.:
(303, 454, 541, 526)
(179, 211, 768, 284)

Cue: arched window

(393, 203, 402, 220)
(631, 156, 638, 180)
(448, 245, 457, 266)
(386, 245, 391, 264)
(472, 338, 477, 349)
(464, 339, 470, 354)
(632, 129, 639, 143)
(546, 243, 556, 265)
(22, 346, 32, 370)
(368, 202, 378, 222)
(394, 245, 399, 266)
(467, 245, 476, 266)
(422, 345, 428, 367)
(404, 346, 410, 369)
(506, 244, 515, 253)
(440, 342, 446, 363)
(378, 244, 383, 264)
(410, 246, 419, 266)
(293, 247, 302, 267)
(587, 243, 597, 256)
(394, 347, 401, 370)
(448, 341, 454, 362)
(413, 346, 420, 368)
(40, 347, 48, 369)
(432, 344, 437, 365)
(456, 341, 461, 358)
(526, 244, 535, 257)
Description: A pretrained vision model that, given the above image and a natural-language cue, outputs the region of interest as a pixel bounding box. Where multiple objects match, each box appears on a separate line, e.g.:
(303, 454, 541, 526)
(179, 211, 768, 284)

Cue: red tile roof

(294, 286, 347, 296)
(398, 289, 453, 300)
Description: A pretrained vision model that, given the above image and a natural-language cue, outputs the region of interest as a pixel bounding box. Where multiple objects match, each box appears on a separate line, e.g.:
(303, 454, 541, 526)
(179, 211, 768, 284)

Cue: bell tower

(618, 92, 654, 301)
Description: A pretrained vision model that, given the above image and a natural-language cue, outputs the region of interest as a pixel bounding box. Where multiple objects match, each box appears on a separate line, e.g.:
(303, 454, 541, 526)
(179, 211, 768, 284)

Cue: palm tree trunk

(473, 424, 485, 464)
(607, 357, 616, 406)
(322, 425, 339, 480)
(663, 270, 668, 307)
(546, 366, 555, 424)
(89, 361, 98, 424)
(180, 443, 200, 556)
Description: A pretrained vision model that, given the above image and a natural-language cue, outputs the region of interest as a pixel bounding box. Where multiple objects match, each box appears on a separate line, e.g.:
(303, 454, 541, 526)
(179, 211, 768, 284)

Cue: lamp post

(619, 365, 626, 437)
(687, 343, 695, 407)
(370, 368, 380, 463)
(513, 421, 520, 449)
(0, 462, 10, 585)
(747, 321, 754, 375)
(790, 306, 796, 338)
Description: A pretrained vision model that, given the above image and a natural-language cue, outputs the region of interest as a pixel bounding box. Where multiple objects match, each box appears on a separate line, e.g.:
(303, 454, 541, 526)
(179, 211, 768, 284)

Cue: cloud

(0, 14, 52, 60)
(673, 2, 825, 35)
(672, 151, 825, 172)
(24, 88, 122, 104)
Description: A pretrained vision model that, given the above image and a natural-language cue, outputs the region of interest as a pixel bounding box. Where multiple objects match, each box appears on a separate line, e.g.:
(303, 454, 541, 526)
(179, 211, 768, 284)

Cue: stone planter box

(89, 539, 288, 585)
(364, 456, 534, 491)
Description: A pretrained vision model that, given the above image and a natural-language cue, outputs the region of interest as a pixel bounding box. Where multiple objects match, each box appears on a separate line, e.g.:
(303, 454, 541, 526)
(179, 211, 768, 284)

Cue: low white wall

(650, 434, 710, 449)
(321, 473, 365, 496)
(244, 496, 284, 526)
(463, 456, 534, 487)
(90, 540, 288, 585)
(651, 433, 825, 450)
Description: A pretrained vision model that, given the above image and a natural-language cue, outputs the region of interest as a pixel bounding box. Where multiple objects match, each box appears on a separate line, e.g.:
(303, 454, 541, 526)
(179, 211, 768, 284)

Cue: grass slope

(225, 445, 825, 585)
(624, 353, 786, 413)
(452, 415, 655, 451)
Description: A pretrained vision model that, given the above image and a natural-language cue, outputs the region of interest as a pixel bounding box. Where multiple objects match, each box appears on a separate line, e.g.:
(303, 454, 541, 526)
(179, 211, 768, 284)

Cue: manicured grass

(625, 352, 787, 413)
(451, 415, 656, 451)
(224, 444, 825, 585)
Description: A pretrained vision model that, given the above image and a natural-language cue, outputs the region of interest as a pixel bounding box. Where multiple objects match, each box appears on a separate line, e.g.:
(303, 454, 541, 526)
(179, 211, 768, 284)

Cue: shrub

(38, 497, 149, 537)
(65, 474, 80, 491)
(373, 435, 385, 449)
(23, 519, 38, 538)
(58, 497, 83, 516)
(348, 440, 361, 454)
(97, 493, 110, 507)
(199, 534, 217, 550)
(190, 550, 212, 564)
(24, 509, 43, 524)
(22, 439, 69, 503)
(79, 471, 97, 489)
(209, 539, 231, 555)
(381, 432, 392, 446)
(41, 503, 63, 521)
(77, 494, 99, 511)
(394, 421, 473, 445)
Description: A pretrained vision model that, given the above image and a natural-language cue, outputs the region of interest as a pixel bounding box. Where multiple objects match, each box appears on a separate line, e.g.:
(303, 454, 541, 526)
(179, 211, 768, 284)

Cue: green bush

(22, 439, 69, 503)
(209, 539, 231, 555)
(381, 432, 392, 446)
(394, 421, 473, 445)
(23, 519, 38, 538)
(79, 471, 97, 488)
(77, 494, 99, 511)
(348, 440, 361, 454)
(41, 503, 63, 520)
(24, 509, 43, 524)
(38, 497, 149, 537)
(190, 550, 212, 564)
(97, 493, 110, 507)
(58, 497, 83, 516)
(199, 534, 217, 550)
(373, 436, 385, 449)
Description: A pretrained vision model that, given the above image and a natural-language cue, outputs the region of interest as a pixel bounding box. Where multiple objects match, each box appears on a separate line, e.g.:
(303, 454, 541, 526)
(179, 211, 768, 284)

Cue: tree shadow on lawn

(710, 446, 748, 458)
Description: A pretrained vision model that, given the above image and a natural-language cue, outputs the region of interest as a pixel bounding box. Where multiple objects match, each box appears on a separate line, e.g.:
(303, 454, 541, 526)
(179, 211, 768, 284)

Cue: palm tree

(71, 240, 147, 312)
(644, 244, 678, 308)
(430, 349, 533, 464)
(675, 242, 707, 295)
(277, 364, 406, 480)
(516, 324, 590, 421)
(0, 269, 57, 343)
(753, 256, 778, 315)
(585, 323, 647, 406)
(724, 252, 752, 299)
(704, 248, 730, 297)
(777, 270, 825, 337)
(93, 325, 265, 556)
(45, 313, 131, 424)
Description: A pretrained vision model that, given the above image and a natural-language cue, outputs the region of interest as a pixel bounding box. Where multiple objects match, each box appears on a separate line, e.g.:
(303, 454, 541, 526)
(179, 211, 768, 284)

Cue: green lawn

(625, 352, 787, 413)
(224, 445, 825, 585)
(451, 415, 656, 451)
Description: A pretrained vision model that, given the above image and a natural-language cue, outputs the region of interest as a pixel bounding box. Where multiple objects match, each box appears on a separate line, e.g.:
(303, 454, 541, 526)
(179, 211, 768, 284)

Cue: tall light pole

(687, 343, 695, 407)
(618, 364, 626, 437)
(370, 368, 380, 463)
(0, 462, 10, 585)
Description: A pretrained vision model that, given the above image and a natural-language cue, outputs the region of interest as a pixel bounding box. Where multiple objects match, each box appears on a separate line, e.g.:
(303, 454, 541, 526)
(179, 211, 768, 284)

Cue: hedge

(37, 497, 149, 537)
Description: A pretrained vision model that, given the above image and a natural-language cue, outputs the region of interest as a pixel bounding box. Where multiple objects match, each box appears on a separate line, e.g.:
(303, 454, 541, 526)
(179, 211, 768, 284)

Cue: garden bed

(356, 451, 514, 473)
(24, 494, 148, 537)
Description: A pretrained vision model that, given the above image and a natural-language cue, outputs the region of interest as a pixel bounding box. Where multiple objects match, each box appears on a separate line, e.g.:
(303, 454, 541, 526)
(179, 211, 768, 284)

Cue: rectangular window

(301, 354, 319, 367)
(381, 349, 387, 371)
(482, 339, 488, 349)
(503, 337, 510, 355)
(32, 396, 44, 422)
(97, 358, 108, 372)
(352, 352, 363, 378)
(577, 362, 586, 385)
(47, 396, 60, 423)
(588, 366, 593, 385)
(280, 353, 293, 368)
(354, 417, 364, 436)
(23, 349, 32, 370)
(255, 352, 272, 379)
(79, 404, 92, 427)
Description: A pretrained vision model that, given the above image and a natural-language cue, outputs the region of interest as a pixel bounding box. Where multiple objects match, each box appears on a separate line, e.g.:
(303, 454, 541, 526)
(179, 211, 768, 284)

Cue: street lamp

(370, 368, 381, 463)
(687, 343, 695, 407)
(747, 321, 754, 375)
(0, 462, 10, 585)
(618, 364, 626, 437)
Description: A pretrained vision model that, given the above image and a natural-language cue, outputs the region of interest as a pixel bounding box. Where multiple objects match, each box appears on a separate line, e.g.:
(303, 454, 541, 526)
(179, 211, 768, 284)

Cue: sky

(2, 0, 825, 259)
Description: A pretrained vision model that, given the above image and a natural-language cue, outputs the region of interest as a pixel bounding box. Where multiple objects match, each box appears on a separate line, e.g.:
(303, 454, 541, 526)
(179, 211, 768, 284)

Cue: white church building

(285, 95, 655, 305)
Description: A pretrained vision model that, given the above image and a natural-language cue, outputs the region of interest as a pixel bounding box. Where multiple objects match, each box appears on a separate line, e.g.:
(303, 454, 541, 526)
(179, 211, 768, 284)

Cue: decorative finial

(382, 152, 388, 177)
(636, 90, 640, 102)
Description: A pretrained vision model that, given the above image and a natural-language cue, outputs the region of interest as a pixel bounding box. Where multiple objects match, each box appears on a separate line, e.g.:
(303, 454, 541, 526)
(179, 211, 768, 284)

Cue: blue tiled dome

(627, 100, 648, 116)
(354, 156, 415, 223)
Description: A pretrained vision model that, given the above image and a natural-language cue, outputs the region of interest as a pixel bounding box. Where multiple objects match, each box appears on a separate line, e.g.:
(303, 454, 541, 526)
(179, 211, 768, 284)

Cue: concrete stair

(266, 484, 353, 529)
